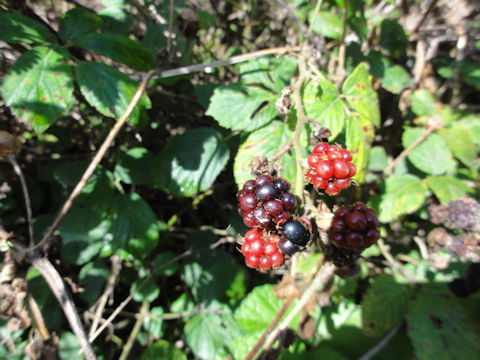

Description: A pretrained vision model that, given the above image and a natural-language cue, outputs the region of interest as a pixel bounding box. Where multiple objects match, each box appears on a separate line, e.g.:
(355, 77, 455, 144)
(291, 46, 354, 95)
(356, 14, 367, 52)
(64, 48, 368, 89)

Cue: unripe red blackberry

(239, 228, 286, 271)
(237, 175, 296, 229)
(328, 202, 380, 252)
(306, 142, 356, 195)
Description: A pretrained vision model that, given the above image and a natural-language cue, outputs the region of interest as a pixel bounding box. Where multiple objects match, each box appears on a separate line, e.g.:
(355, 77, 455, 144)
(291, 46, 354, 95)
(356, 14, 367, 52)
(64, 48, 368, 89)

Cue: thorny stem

(118, 300, 149, 360)
(7, 154, 34, 246)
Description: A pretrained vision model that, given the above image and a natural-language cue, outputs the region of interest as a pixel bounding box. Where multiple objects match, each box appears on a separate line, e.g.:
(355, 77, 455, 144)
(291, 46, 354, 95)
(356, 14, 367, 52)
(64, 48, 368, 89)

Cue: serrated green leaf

(379, 19, 408, 58)
(131, 277, 159, 302)
(73, 33, 155, 70)
(225, 331, 263, 360)
(0, 12, 56, 44)
(407, 285, 480, 360)
(458, 115, 480, 145)
(59, 7, 103, 43)
(342, 63, 380, 127)
(184, 307, 244, 360)
(373, 175, 430, 223)
(233, 120, 308, 188)
(403, 127, 456, 175)
(2, 46, 75, 132)
(303, 75, 345, 139)
(141, 340, 187, 360)
(362, 275, 412, 337)
(108, 193, 159, 259)
(206, 83, 278, 132)
(310, 11, 343, 39)
(410, 90, 437, 116)
(438, 126, 476, 166)
(426, 176, 473, 204)
(234, 284, 300, 333)
(238, 56, 296, 92)
(75, 61, 151, 124)
(346, 113, 374, 182)
(154, 128, 229, 197)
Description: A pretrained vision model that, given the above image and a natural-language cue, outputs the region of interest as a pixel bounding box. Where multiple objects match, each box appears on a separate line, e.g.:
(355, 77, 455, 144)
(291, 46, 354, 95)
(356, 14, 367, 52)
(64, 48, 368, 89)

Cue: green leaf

(410, 90, 437, 116)
(114, 147, 156, 185)
(108, 193, 159, 259)
(73, 33, 155, 70)
(303, 74, 345, 139)
(310, 11, 343, 39)
(78, 261, 109, 305)
(0, 12, 56, 44)
(346, 113, 374, 182)
(342, 63, 380, 127)
(58, 332, 81, 359)
(206, 82, 278, 132)
(238, 56, 296, 92)
(154, 128, 230, 197)
(234, 284, 300, 333)
(403, 127, 456, 175)
(233, 120, 308, 188)
(438, 126, 476, 166)
(367, 146, 389, 172)
(362, 275, 412, 337)
(225, 331, 263, 360)
(131, 277, 159, 303)
(460, 61, 480, 89)
(458, 115, 480, 145)
(379, 19, 408, 58)
(372, 175, 430, 223)
(75, 61, 151, 125)
(407, 285, 480, 360)
(2, 46, 75, 132)
(59, 7, 103, 43)
(367, 52, 413, 94)
(184, 306, 243, 360)
(141, 340, 187, 360)
(426, 176, 473, 204)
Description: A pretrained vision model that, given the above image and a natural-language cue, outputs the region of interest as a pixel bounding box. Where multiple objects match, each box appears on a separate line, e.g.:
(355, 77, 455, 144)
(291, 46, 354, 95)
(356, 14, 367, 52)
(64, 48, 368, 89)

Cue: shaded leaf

(372, 175, 430, 223)
(154, 128, 230, 197)
(310, 11, 343, 39)
(0, 11, 56, 44)
(114, 147, 156, 185)
(407, 285, 480, 360)
(238, 56, 296, 92)
(131, 277, 159, 303)
(426, 176, 473, 204)
(342, 63, 380, 127)
(367, 52, 413, 94)
(141, 340, 186, 360)
(75, 61, 151, 125)
(362, 275, 412, 337)
(73, 33, 155, 70)
(367, 146, 389, 172)
(108, 193, 159, 260)
(303, 74, 345, 139)
(379, 19, 408, 58)
(2, 46, 75, 132)
(403, 127, 456, 175)
(410, 90, 437, 116)
(59, 7, 103, 43)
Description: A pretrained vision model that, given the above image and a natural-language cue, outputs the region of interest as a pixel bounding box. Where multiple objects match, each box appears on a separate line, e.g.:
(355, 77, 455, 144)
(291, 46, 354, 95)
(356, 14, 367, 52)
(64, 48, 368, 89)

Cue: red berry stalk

(306, 142, 356, 195)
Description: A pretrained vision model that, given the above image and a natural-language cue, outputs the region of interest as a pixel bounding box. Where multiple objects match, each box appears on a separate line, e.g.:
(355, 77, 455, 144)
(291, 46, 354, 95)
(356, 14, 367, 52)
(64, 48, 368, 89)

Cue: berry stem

(292, 55, 308, 203)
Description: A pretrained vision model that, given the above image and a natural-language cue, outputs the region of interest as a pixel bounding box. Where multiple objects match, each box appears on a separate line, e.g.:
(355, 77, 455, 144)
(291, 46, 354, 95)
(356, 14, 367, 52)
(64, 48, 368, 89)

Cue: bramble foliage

(1, 1, 479, 359)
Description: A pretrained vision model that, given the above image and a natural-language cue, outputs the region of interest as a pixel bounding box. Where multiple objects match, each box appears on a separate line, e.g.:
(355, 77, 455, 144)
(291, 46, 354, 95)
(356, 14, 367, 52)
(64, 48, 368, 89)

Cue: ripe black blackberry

(237, 175, 297, 230)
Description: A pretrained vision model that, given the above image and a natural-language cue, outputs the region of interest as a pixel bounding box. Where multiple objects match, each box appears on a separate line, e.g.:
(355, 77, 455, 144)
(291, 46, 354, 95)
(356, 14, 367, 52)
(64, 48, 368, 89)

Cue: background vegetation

(1, 0, 479, 359)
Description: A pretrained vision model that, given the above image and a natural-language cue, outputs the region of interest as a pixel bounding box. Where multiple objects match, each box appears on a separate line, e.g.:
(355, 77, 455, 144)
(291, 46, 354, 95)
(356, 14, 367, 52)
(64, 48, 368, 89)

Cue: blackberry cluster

(324, 246, 360, 267)
(241, 229, 285, 270)
(237, 175, 296, 230)
(328, 202, 380, 253)
(306, 142, 356, 195)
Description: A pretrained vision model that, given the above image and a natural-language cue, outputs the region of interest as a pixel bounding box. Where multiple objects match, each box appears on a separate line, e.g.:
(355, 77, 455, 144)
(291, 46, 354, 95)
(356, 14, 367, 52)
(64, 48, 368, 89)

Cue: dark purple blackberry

(282, 220, 309, 246)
